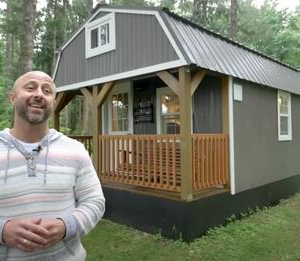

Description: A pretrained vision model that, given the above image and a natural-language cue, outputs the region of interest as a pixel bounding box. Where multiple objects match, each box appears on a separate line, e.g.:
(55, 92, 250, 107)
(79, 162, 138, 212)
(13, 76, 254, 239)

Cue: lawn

(82, 192, 300, 261)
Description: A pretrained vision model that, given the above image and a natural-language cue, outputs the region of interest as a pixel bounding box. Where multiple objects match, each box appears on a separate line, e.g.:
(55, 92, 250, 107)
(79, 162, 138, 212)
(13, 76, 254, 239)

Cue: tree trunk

(62, 0, 69, 42)
(87, 0, 93, 16)
(18, 0, 37, 75)
(5, 0, 13, 86)
(82, 99, 90, 135)
(194, 0, 208, 26)
(230, 0, 238, 41)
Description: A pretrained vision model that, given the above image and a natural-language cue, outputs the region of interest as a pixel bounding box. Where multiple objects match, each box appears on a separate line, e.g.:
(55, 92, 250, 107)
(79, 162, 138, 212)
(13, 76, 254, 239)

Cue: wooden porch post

(179, 67, 193, 201)
(221, 76, 230, 190)
(91, 82, 114, 173)
(92, 85, 101, 173)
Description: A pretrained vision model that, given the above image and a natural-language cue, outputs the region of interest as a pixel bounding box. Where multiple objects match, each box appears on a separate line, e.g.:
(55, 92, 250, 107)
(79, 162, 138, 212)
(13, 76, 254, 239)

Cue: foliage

(0, 0, 22, 81)
(111, 0, 149, 6)
(82, 192, 300, 260)
(0, 76, 12, 129)
(34, 0, 90, 76)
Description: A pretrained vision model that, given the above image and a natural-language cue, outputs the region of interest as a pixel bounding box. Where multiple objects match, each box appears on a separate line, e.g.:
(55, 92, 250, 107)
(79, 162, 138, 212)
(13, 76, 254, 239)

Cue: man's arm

(58, 145, 105, 240)
(0, 219, 6, 244)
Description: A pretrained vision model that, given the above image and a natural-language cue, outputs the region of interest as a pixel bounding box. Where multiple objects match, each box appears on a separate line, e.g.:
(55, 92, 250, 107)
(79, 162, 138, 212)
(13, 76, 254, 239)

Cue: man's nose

(33, 87, 44, 97)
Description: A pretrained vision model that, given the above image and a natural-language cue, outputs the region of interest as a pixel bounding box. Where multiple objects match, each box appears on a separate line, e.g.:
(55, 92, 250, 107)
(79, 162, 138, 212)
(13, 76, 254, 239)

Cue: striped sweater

(0, 129, 105, 261)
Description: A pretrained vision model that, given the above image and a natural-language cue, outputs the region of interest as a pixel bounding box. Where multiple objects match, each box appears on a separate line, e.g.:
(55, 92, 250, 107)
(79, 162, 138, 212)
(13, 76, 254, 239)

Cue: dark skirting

(103, 174, 300, 242)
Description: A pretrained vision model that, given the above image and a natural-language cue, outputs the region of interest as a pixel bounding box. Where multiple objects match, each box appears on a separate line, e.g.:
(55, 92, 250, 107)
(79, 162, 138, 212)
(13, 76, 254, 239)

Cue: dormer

(85, 12, 116, 58)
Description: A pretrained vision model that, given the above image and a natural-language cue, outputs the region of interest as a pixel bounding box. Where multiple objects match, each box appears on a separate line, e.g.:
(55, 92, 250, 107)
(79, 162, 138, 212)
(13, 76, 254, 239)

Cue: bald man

(0, 71, 105, 260)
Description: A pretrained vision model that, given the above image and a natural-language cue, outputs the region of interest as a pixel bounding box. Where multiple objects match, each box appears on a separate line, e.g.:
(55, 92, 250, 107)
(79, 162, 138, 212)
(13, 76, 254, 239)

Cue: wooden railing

(71, 134, 229, 193)
(99, 135, 181, 191)
(192, 134, 229, 190)
(69, 135, 93, 155)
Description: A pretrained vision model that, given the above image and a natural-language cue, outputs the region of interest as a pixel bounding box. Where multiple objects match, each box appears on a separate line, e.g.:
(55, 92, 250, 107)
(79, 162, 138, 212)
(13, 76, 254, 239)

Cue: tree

(4, 0, 12, 84)
(230, 0, 237, 40)
(35, 0, 90, 75)
(18, 0, 37, 75)
(87, 0, 94, 16)
(0, 0, 22, 85)
(194, 0, 208, 26)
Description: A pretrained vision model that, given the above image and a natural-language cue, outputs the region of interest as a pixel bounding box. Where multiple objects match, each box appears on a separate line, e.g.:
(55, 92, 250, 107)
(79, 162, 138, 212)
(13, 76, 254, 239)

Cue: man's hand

(2, 218, 50, 252)
(40, 219, 66, 249)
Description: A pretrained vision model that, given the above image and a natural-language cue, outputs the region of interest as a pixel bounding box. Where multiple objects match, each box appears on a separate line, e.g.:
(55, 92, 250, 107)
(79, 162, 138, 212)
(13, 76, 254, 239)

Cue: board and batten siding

(192, 75, 222, 133)
(233, 80, 300, 193)
(54, 12, 179, 87)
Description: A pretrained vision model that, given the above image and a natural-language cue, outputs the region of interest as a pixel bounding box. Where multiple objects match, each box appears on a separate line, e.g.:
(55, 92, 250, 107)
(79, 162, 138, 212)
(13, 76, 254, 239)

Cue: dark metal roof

(161, 9, 300, 95)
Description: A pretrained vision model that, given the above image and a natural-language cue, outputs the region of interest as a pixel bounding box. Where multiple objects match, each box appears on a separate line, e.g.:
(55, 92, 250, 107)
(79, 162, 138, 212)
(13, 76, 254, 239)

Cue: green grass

(82, 192, 300, 261)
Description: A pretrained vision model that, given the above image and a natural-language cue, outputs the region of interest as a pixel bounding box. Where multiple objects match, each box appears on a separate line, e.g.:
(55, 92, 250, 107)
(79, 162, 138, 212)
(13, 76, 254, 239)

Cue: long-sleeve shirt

(0, 129, 105, 261)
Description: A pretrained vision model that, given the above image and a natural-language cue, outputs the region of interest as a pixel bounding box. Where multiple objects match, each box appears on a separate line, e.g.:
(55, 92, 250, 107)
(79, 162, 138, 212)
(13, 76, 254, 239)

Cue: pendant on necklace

(27, 155, 37, 177)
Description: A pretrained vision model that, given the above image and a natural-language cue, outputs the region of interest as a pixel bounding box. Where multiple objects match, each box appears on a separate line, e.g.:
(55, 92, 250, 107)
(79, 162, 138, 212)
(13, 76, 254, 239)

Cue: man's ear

(7, 91, 15, 105)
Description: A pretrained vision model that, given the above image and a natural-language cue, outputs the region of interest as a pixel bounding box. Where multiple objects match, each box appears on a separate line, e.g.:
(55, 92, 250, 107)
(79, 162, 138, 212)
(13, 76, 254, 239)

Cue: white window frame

(277, 90, 292, 141)
(108, 81, 132, 135)
(85, 13, 116, 58)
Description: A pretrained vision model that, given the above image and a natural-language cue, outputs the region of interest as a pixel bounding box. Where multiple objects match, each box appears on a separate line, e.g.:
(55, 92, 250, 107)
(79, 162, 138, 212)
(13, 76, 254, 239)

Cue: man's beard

(15, 105, 52, 125)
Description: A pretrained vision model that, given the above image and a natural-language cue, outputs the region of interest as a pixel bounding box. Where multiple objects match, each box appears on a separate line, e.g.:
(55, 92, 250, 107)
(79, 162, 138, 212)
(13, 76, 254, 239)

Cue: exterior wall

(193, 75, 222, 133)
(55, 12, 179, 87)
(233, 80, 300, 193)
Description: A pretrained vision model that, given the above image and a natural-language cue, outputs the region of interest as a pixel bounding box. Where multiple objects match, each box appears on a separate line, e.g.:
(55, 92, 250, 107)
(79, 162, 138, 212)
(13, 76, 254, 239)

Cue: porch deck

(71, 134, 229, 200)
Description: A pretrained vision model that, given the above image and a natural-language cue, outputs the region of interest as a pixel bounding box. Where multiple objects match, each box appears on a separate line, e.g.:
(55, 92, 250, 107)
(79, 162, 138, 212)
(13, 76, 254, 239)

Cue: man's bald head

(12, 71, 56, 93)
(9, 71, 57, 127)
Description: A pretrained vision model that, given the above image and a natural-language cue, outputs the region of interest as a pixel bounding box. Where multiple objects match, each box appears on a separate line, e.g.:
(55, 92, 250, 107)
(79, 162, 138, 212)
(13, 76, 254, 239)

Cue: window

(157, 87, 180, 134)
(277, 91, 292, 141)
(85, 13, 116, 58)
(108, 82, 132, 134)
(111, 93, 129, 132)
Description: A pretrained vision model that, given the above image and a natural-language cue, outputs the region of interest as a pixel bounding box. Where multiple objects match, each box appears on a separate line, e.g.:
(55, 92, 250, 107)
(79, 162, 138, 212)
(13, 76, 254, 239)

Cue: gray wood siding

(55, 12, 179, 87)
(192, 75, 222, 133)
(233, 81, 300, 193)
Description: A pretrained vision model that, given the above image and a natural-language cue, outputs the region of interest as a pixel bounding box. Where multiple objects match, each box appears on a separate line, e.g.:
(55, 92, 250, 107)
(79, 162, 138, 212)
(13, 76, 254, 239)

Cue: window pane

(111, 92, 129, 132)
(100, 23, 109, 46)
(91, 28, 98, 49)
(279, 94, 289, 114)
(280, 116, 288, 135)
(162, 114, 180, 134)
(161, 94, 179, 114)
(124, 93, 128, 106)
(124, 119, 128, 131)
(111, 95, 118, 120)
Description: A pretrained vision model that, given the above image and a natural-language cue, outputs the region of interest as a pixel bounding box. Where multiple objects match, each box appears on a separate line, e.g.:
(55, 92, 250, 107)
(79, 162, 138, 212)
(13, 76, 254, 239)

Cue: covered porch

(53, 67, 230, 201)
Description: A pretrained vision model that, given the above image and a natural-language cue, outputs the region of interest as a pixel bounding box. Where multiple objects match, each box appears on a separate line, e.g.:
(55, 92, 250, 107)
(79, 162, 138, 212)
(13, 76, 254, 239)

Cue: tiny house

(53, 5, 300, 241)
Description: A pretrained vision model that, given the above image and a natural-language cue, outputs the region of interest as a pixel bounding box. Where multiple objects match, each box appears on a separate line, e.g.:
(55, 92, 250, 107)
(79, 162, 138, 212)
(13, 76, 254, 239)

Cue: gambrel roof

(54, 5, 300, 94)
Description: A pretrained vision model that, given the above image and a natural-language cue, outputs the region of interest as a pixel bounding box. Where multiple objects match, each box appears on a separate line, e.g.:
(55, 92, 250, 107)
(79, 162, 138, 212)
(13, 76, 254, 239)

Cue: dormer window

(85, 13, 116, 58)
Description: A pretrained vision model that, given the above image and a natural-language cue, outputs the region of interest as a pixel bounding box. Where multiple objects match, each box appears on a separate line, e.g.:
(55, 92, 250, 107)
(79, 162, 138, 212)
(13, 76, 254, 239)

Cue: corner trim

(228, 76, 236, 195)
